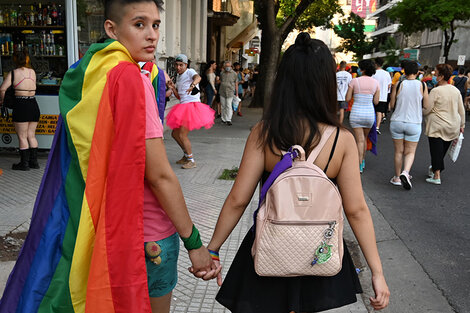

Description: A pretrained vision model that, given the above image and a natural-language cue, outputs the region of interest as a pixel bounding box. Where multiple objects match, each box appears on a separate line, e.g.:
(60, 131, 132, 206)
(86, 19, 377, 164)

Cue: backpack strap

(306, 126, 336, 164)
(323, 127, 340, 173)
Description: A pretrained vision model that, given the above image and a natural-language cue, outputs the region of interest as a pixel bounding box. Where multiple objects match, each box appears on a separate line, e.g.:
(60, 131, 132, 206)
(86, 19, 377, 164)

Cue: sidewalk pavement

(0, 100, 454, 312)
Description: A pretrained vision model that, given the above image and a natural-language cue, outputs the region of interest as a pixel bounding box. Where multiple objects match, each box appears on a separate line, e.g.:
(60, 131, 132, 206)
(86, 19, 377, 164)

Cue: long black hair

(260, 32, 340, 155)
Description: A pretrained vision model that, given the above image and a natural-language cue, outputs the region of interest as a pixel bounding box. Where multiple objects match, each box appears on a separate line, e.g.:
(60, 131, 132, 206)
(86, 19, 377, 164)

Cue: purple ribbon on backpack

(252, 147, 299, 231)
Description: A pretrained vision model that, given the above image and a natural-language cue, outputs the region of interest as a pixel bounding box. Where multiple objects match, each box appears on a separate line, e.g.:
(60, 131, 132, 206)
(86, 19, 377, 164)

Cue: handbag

(3, 70, 16, 110)
(447, 133, 464, 162)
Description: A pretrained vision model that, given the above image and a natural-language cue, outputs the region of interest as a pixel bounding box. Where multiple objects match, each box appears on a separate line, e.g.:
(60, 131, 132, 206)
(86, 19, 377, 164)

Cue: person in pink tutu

(167, 54, 215, 169)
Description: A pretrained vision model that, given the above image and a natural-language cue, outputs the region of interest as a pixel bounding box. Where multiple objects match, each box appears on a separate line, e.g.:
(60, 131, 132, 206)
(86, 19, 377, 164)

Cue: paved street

(360, 114, 470, 313)
(0, 101, 466, 312)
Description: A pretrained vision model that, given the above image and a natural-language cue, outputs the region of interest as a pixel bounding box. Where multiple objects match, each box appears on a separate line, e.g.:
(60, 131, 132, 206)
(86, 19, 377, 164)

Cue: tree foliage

(251, 0, 342, 108)
(379, 37, 400, 67)
(333, 13, 373, 60)
(387, 0, 470, 60)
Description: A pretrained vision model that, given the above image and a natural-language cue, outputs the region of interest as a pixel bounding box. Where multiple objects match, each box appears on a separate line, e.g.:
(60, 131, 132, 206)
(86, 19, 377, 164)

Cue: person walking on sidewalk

(372, 57, 392, 134)
(388, 60, 429, 189)
(196, 32, 389, 313)
(166, 54, 215, 169)
(0, 49, 40, 171)
(219, 61, 238, 125)
(0, 2, 219, 312)
(336, 60, 352, 124)
(424, 63, 465, 185)
(346, 59, 380, 173)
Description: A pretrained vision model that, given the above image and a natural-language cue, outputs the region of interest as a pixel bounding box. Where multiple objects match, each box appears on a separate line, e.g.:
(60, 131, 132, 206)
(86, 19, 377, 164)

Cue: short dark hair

(400, 59, 409, 68)
(104, 0, 164, 22)
(458, 66, 466, 75)
(435, 63, 453, 81)
(375, 57, 384, 67)
(358, 59, 376, 76)
(260, 32, 340, 155)
(403, 60, 419, 75)
(339, 61, 347, 69)
(13, 49, 29, 68)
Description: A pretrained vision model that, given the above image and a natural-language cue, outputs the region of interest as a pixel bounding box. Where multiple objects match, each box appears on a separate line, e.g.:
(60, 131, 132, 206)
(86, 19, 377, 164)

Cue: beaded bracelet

(208, 249, 220, 261)
(180, 225, 203, 250)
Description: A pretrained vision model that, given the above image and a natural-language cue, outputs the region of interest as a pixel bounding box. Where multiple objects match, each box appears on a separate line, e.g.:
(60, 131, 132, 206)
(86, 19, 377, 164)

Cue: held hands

(369, 273, 390, 310)
(187, 246, 222, 284)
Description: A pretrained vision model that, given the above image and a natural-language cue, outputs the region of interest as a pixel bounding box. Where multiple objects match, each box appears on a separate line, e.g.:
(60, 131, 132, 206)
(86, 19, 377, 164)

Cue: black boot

(12, 149, 30, 171)
(29, 147, 40, 169)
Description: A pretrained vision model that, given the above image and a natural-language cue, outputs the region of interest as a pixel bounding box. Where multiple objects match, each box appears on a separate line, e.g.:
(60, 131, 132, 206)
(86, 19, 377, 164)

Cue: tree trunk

(443, 21, 456, 62)
(249, 31, 282, 109)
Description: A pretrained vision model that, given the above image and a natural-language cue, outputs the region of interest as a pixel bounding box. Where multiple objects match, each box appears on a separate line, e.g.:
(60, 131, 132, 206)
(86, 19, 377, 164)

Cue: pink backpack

(252, 126, 344, 277)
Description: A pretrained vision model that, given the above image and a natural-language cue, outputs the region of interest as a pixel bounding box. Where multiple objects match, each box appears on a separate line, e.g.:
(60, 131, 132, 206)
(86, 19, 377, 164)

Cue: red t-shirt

(141, 72, 177, 242)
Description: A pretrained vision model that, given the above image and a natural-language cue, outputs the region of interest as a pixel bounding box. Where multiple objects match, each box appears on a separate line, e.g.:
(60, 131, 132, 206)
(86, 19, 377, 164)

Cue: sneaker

(376, 127, 381, 135)
(427, 165, 434, 178)
(237, 112, 243, 117)
(399, 171, 412, 190)
(426, 177, 441, 185)
(359, 163, 363, 174)
(182, 161, 196, 169)
(390, 176, 401, 186)
(176, 156, 188, 164)
(227, 121, 232, 126)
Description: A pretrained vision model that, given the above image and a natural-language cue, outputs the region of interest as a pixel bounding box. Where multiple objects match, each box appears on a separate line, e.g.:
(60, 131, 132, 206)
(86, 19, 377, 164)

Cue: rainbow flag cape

(142, 62, 167, 123)
(0, 39, 165, 313)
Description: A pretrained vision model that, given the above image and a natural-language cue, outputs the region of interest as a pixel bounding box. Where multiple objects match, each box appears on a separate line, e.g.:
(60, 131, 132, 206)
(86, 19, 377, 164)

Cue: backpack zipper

(268, 220, 337, 227)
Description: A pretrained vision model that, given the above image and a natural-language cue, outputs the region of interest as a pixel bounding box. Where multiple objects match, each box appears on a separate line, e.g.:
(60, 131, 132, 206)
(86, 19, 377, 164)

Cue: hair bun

(295, 32, 312, 47)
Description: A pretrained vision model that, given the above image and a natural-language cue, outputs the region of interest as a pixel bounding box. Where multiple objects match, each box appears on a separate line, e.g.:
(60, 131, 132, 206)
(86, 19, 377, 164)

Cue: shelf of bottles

(0, 2, 67, 94)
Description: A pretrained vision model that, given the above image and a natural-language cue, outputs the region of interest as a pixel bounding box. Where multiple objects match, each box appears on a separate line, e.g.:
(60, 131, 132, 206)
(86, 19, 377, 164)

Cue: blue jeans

(205, 85, 215, 107)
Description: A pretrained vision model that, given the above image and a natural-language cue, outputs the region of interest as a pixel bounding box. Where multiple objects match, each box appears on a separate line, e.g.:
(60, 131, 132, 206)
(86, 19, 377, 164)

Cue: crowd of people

(200, 61, 258, 122)
(337, 58, 466, 188)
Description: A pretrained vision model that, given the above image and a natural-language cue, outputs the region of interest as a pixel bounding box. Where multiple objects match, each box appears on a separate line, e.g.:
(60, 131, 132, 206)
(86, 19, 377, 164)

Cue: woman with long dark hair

(204, 60, 217, 108)
(0, 49, 40, 171)
(194, 33, 389, 313)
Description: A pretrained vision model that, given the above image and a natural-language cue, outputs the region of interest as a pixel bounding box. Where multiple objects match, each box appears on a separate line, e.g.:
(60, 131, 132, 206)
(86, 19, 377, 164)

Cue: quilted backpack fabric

(252, 126, 344, 277)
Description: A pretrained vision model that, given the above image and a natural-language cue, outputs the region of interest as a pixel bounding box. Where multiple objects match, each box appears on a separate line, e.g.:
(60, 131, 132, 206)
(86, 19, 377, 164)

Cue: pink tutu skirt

(166, 101, 215, 131)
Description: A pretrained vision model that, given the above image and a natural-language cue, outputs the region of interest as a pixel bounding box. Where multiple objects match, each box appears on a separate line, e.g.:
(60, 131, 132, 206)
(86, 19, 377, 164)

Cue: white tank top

(391, 80, 423, 124)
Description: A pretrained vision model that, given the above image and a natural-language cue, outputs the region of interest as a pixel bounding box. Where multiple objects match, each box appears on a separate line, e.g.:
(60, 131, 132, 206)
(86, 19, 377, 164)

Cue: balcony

(367, 0, 401, 19)
(210, 0, 240, 26)
(370, 23, 400, 37)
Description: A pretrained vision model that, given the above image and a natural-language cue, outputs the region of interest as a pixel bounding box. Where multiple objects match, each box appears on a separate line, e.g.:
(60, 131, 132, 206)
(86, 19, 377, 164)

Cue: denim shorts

(390, 121, 421, 142)
(145, 232, 179, 297)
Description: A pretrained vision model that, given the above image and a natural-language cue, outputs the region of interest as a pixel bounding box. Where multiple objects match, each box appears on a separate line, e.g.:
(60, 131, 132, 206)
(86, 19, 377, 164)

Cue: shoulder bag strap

(252, 146, 302, 230)
(306, 126, 336, 164)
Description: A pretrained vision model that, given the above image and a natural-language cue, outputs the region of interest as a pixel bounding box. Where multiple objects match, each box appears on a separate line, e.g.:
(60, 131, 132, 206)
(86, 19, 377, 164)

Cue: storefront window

(0, 0, 67, 94)
(77, 0, 105, 57)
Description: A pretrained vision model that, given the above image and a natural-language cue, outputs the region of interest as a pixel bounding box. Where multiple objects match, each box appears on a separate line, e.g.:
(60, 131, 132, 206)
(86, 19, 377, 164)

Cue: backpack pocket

(253, 220, 343, 277)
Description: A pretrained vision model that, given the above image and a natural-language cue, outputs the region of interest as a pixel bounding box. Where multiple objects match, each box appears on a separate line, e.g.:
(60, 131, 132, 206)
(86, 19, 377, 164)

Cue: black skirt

(216, 230, 362, 313)
(12, 96, 40, 123)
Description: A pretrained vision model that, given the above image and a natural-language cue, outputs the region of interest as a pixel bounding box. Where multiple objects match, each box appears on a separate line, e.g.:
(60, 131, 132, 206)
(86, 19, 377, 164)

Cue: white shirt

(391, 80, 423, 124)
(336, 70, 352, 101)
(176, 68, 201, 104)
(372, 69, 392, 102)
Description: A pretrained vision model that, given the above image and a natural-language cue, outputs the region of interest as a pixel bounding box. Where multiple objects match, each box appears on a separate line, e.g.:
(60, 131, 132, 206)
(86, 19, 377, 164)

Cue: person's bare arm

(336, 132, 390, 310)
(186, 74, 202, 94)
(422, 83, 429, 110)
(389, 83, 398, 110)
(0, 72, 13, 103)
(145, 138, 213, 273)
(345, 85, 354, 102)
(373, 85, 380, 105)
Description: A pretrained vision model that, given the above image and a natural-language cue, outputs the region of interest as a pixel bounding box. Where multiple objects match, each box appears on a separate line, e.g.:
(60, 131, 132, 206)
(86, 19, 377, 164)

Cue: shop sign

(352, 0, 377, 18)
(0, 114, 58, 135)
(399, 49, 419, 61)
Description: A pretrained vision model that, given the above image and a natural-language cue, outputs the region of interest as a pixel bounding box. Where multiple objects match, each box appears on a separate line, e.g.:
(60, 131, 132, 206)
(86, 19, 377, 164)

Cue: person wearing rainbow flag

(0, 1, 220, 313)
